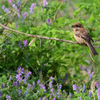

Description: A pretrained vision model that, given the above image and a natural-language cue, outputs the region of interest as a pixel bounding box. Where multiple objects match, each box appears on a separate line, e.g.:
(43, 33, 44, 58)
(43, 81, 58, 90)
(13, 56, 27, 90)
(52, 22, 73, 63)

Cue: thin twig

(29, 38, 36, 46)
(0, 24, 100, 48)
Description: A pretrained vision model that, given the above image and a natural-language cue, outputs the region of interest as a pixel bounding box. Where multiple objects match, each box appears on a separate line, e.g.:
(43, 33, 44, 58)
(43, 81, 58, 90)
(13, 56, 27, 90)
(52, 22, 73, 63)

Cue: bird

(71, 23, 98, 55)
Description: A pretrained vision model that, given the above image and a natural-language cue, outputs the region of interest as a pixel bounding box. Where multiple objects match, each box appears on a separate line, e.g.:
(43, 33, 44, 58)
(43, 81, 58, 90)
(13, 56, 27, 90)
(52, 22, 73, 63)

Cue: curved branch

(0, 24, 100, 48)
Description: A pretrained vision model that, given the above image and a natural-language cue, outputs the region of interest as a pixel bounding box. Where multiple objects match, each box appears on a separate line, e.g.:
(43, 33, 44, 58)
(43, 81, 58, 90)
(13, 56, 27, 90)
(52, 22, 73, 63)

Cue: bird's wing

(75, 28, 94, 42)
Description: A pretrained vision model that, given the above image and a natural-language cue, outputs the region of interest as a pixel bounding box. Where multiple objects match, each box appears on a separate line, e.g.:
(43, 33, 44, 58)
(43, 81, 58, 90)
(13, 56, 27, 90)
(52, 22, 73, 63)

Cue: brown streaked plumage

(71, 23, 98, 55)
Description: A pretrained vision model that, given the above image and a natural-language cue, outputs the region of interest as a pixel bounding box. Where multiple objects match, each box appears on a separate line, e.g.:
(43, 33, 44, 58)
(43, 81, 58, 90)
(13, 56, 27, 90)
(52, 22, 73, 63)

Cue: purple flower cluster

(17, 0, 21, 7)
(2, 5, 9, 13)
(49, 76, 55, 97)
(7, 76, 12, 86)
(79, 65, 94, 80)
(22, 12, 28, 18)
(79, 65, 88, 71)
(8, 0, 12, 4)
(89, 91, 92, 97)
(37, 79, 46, 92)
(73, 84, 79, 93)
(16, 66, 24, 83)
(29, 3, 36, 13)
(6, 95, 11, 100)
(87, 69, 94, 80)
(18, 40, 28, 49)
(56, 84, 62, 98)
(8, 0, 29, 19)
(39, 96, 48, 100)
(23, 71, 32, 83)
(72, 83, 93, 99)
(23, 40, 28, 47)
(43, 0, 49, 7)
(25, 84, 31, 94)
(96, 82, 100, 99)
(0, 66, 33, 99)
(16, 66, 32, 83)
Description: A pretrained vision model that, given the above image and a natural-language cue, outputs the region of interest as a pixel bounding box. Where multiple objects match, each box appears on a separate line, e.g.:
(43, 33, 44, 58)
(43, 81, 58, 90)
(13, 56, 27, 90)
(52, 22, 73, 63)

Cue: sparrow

(71, 23, 98, 55)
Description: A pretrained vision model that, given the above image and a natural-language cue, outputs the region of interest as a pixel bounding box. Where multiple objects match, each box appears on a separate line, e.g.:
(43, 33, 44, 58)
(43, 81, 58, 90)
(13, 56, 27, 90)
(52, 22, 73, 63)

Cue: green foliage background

(0, 0, 100, 99)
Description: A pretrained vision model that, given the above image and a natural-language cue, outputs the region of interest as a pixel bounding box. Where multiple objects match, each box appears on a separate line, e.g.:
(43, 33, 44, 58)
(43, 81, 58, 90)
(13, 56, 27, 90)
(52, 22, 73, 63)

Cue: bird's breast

(74, 34, 85, 44)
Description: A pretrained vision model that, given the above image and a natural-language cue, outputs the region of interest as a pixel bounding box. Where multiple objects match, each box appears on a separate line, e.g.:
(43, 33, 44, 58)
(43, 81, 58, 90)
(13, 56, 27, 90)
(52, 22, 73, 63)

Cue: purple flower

(27, 84, 31, 89)
(22, 12, 27, 18)
(18, 41, 23, 49)
(5, 8, 9, 13)
(23, 71, 32, 83)
(50, 88, 55, 97)
(79, 65, 88, 71)
(83, 84, 85, 92)
(96, 82, 100, 88)
(19, 68, 24, 74)
(9, 76, 12, 82)
(17, 0, 21, 7)
(39, 98, 42, 100)
(16, 67, 24, 83)
(13, 81, 17, 86)
(89, 91, 92, 97)
(2, 83, 5, 88)
(63, 90, 67, 94)
(23, 40, 28, 47)
(37, 80, 46, 92)
(43, 96, 46, 100)
(16, 66, 21, 73)
(7, 76, 12, 86)
(97, 88, 100, 99)
(98, 36, 100, 38)
(18, 89, 22, 96)
(29, 3, 36, 13)
(43, 0, 49, 7)
(73, 84, 78, 90)
(6, 95, 11, 100)
(56, 85, 62, 98)
(32, 81, 35, 89)
(33, 82, 35, 86)
(17, 9, 20, 18)
(37, 79, 41, 84)
(87, 69, 94, 80)
(50, 76, 54, 80)
(49, 81, 53, 89)
(0, 92, 2, 97)
(49, 77, 54, 89)
(76, 90, 79, 93)
(16, 73, 23, 83)
(41, 84, 46, 92)
(50, 88, 54, 92)
(70, 93, 73, 99)
(44, 63, 46, 66)
(12, 4, 17, 10)
(47, 19, 50, 23)
(58, 85, 62, 89)
(8, 0, 12, 4)
(78, 97, 82, 100)
(25, 84, 31, 94)
(2, 5, 9, 13)
(63, 0, 68, 1)
(2, 5, 5, 10)
(53, 98, 55, 100)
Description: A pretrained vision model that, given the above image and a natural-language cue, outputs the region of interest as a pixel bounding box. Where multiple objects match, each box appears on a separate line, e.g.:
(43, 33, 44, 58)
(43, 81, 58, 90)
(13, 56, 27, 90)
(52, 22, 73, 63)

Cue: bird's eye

(76, 25, 79, 27)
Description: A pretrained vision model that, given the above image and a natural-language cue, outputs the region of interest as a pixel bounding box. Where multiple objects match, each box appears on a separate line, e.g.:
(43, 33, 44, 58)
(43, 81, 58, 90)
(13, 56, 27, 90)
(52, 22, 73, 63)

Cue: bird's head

(71, 23, 84, 31)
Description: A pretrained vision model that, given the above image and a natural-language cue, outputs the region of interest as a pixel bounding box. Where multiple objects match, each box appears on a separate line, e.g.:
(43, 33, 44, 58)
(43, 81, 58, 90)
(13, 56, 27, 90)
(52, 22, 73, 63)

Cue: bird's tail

(86, 42, 98, 55)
